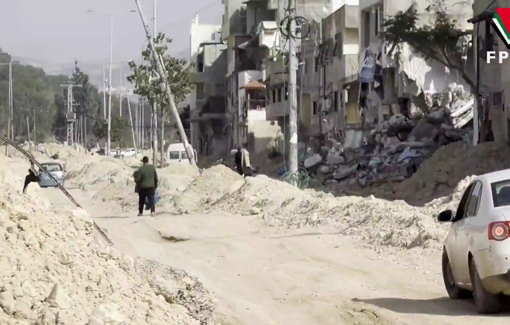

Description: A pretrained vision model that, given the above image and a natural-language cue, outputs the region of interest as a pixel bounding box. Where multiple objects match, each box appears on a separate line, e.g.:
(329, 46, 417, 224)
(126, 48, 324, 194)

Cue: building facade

(471, 0, 510, 143)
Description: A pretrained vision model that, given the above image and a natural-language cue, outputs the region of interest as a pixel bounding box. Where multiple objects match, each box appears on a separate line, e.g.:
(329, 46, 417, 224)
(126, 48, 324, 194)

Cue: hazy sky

(0, 0, 223, 65)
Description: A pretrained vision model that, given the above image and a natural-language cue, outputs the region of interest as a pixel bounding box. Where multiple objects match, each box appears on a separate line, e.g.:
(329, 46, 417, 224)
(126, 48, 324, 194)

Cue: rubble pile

(391, 141, 510, 203)
(0, 156, 212, 324)
(171, 165, 244, 213)
(66, 156, 133, 190)
(303, 83, 474, 190)
(166, 165, 447, 250)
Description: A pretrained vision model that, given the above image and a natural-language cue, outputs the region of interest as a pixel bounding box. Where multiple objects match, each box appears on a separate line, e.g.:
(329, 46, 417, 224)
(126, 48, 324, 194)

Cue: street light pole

(86, 9, 136, 155)
(107, 13, 113, 156)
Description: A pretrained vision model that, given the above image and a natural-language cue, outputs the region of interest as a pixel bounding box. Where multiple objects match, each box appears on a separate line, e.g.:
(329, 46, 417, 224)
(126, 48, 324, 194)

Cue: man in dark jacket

(134, 156, 158, 216)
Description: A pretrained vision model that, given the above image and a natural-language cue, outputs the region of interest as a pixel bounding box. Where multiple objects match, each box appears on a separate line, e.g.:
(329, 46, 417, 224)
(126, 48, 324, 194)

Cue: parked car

(438, 169, 510, 314)
(38, 161, 65, 188)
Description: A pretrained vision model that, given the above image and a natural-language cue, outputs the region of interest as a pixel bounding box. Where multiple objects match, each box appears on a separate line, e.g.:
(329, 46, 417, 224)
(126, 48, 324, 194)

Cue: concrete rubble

(302, 83, 474, 189)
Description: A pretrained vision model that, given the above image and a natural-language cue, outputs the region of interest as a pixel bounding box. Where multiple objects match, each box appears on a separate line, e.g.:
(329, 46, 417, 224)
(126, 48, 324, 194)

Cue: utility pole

(127, 94, 137, 151)
(60, 82, 82, 146)
(26, 116, 31, 152)
(119, 66, 123, 117)
(33, 109, 36, 145)
(141, 98, 145, 150)
(1, 60, 19, 156)
(154, 0, 164, 166)
(107, 12, 114, 156)
(133, 0, 196, 166)
(102, 62, 107, 119)
(286, 0, 299, 183)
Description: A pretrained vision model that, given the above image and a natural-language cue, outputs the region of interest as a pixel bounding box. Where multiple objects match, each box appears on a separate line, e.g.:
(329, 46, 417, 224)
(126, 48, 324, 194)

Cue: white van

(166, 143, 197, 164)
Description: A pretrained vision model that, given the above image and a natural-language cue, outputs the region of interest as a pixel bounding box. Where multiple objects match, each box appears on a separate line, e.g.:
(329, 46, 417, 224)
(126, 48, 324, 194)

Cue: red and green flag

(494, 8, 510, 48)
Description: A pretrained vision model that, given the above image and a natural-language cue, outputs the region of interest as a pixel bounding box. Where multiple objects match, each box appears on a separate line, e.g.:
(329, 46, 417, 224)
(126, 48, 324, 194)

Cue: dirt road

(42, 187, 510, 324)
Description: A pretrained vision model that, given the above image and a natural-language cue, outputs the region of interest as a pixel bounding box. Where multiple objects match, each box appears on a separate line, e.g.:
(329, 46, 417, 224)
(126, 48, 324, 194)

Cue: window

(196, 83, 205, 99)
(313, 101, 318, 115)
(378, 6, 384, 36)
(278, 87, 282, 102)
(335, 33, 343, 57)
(285, 87, 289, 100)
(42, 164, 62, 172)
(315, 56, 319, 72)
(334, 91, 338, 111)
(181, 151, 188, 159)
(454, 184, 474, 221)
(491, 179, 510, 207)
(466, 181, 482, 216)
(169, 151, 180, 160)
(272, 89, 276, 103)
(374, 8, 379, 36)
(363, 11, 371, 47)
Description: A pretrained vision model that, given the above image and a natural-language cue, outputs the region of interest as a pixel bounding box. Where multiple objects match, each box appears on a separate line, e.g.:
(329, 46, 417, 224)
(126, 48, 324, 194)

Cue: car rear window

(169, 151, 179, 159)
(42, 164, 62, 172)
(491, 180, 510, 207)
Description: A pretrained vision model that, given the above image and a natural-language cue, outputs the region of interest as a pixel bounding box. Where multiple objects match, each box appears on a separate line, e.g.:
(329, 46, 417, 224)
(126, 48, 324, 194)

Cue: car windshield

(169, 151, 179, 159)
(42, 164, 62, 172)
(491, 179, 510, 207)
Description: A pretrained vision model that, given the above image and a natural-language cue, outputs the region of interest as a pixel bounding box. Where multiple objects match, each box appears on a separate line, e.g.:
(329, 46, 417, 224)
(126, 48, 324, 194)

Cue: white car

(438, 169, 510, 314)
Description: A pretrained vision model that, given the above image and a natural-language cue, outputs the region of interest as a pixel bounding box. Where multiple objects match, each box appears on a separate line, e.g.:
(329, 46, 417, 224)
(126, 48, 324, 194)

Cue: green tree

(127, 33, 193, 112)
(92, 116, 129, 144)
(0, 49, 68, 142)
(380, 2, 483, 139)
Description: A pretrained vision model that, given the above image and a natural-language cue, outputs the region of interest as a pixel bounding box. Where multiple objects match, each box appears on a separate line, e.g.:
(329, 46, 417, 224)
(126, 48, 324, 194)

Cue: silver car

(438, 169, 510, 314)
(38, 162, 65, 188)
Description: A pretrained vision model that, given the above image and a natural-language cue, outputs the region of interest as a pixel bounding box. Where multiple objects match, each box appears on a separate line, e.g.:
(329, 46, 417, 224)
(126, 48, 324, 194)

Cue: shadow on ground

(354, 297, 510, 317)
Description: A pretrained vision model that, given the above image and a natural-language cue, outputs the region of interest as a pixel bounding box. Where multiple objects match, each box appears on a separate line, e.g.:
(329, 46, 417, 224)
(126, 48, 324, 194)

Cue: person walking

(23, 162, 39, 194)
(234, 147, 244, 175)
(134, 156, 158, 216)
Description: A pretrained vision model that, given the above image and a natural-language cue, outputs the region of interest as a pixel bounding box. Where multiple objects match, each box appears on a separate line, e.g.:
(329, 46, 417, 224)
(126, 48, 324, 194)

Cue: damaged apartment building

(355, 0, 474, 148)
(188, 15, 228, 156)
(221, 0, 283, 155)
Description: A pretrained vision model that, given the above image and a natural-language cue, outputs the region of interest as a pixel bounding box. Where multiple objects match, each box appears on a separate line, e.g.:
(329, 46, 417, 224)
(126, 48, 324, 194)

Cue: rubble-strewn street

(0, 142, 506, 324)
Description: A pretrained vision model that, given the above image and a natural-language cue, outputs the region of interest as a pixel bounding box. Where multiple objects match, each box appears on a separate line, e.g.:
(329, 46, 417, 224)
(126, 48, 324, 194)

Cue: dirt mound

(66, 156, 133, 190)
(0, 158, 210, 324)
(210, 174, 325, 217)
(172, 165, 244, 212)
(94, 164, 200, 209)
(393, 141, 510, 203)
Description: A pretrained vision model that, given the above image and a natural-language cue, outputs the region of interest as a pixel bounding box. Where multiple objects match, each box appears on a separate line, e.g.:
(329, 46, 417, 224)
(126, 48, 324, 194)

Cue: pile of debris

(303, 83, 474, 189)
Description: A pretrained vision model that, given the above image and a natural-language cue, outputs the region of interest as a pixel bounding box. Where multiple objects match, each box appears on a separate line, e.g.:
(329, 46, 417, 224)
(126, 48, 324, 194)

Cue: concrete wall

(246, 1, 276, 35)
(189, 16, 222, 151)
(246, 109, 282, 154)
(222, 0, 245, 38)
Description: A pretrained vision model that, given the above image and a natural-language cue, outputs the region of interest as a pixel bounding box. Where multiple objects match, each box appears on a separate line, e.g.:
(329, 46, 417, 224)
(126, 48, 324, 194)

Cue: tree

(127, 33, 193, 107)
(0, 49, 68, 142)
(379, 2, 486, 139)
(92, 116, 129, 144)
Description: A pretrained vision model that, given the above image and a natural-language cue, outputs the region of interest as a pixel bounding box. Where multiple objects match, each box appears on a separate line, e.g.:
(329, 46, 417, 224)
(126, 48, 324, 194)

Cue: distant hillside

(12, 47, 192, 90)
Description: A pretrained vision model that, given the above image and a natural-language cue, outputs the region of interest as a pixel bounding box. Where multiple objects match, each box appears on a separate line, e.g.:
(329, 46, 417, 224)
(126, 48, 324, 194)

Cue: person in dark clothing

(134, 156, 158, 216)
(234, 147, 244, 175)
(23, 163, 39, 194)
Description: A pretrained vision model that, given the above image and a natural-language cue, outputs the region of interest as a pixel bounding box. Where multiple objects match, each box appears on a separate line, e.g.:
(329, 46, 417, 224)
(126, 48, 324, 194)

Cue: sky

(0, 0, 223, 66)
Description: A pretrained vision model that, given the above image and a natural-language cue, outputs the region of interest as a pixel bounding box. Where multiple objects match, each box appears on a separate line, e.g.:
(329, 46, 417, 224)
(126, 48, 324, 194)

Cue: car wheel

(469, 257, 501, 314)
(442, 249, 470, 299)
